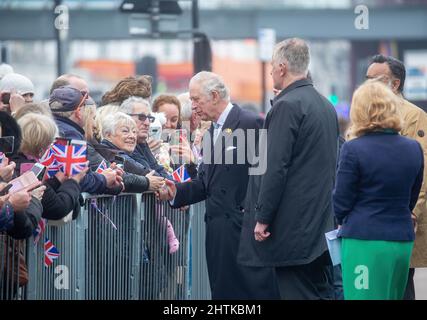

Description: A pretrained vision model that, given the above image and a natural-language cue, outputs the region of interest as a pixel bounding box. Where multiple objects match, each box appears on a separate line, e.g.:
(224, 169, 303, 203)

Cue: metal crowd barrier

(0, 234, 27, 300)
(1, 192, 210, 300)
(188, 201, 211, 300)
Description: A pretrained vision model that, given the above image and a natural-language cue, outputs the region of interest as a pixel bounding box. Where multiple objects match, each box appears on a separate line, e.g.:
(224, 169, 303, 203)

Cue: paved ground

(415, 268, 427, 300)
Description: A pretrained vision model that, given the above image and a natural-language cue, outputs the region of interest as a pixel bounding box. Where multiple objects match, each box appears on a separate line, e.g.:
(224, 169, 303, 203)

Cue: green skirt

(341, 238, 413, 300)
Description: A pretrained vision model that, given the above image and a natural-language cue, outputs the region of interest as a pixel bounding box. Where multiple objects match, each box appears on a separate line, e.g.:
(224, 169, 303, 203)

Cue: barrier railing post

(76, 194, 89, 300)
(130, 194, 141, 300)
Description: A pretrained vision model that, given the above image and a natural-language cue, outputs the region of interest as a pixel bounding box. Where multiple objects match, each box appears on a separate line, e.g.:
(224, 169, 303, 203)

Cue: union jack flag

(39, 147, 61, 178)
(39, 147, 55, 167)
(46, 159, 62, 178)
(33, 218, 47, 245)
(171, 165, 191, 183)
(51, 139, 87, 176)
(44, 237, 60, 267)
(96, 160, 108, 174)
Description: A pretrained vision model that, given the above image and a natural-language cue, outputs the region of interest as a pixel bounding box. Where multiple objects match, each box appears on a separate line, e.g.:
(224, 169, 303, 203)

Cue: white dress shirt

(213, 102, 234, 144)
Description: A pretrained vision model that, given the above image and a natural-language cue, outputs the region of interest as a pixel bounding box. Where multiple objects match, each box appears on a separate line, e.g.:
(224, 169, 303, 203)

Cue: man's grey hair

(273, 38, 310, 76)
(101, 112, 136, 140)
(190, 71, 230, 102)
(120, 96, 151, 114)
(50, 100, 74, 119)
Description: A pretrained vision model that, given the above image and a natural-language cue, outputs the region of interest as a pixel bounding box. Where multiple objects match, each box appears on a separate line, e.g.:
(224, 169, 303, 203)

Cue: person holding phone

(0, 73, 35, 114)
(0, 111, 45, 239)
(152, 95, 198, 177)
(11, 113, 87, 223)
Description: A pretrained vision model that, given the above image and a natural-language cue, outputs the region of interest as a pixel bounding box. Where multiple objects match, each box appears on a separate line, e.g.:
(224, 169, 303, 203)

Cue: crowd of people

(1, 36, 426, 300)
(0, 68, 210, 265)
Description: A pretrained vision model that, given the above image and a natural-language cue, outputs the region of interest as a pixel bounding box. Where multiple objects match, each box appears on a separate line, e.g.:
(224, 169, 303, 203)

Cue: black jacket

(90, 139, 150, 193)
(10, 153, 82, 221)
(238, 79, 339, 267)
(130, 143, 170, 178)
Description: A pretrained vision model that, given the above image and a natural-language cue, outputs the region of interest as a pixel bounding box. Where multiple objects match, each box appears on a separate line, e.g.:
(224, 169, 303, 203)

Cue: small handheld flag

(96, 160, 108, 174)
(171, 165, 191, 183)
(44, 237, 60, 267)
(33, 218, 47, 245)
(50, 138, 87, 176)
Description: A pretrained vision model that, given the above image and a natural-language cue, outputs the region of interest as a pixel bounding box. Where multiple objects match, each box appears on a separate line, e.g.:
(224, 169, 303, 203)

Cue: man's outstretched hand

(156, 179, 176, 201)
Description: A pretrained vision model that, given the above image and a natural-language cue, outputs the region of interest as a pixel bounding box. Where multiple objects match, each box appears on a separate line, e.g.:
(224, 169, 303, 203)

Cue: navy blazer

(333, 132, 424, 241)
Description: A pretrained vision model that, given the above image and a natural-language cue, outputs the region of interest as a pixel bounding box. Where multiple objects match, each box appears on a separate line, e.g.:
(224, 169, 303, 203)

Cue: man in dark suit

(238, 38, 339, 300)
(159, 71, 279, 300)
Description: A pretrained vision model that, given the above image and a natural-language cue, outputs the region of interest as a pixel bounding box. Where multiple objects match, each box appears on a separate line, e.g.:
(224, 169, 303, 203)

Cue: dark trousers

(403, 268, 416, 300)
(333, 265, 344, 300)
(275, 252, 334, 300)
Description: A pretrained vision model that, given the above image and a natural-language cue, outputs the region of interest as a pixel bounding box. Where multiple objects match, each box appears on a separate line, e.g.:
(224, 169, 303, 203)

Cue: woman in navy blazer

(333, 81, 424, 300)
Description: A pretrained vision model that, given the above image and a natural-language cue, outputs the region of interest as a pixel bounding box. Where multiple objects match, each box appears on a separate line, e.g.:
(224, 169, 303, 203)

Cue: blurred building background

(0, 0, 427, 119)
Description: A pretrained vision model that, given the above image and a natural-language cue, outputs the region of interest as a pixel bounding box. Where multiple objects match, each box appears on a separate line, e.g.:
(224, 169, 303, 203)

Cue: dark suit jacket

(172, 105, 263, 222)
(238, 79, 339, 267)
(172, 104, 279, 300)
(334, 132, 424, 241)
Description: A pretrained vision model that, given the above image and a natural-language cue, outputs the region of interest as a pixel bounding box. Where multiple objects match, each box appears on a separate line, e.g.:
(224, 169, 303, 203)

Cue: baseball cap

(49, 86, 89, 112)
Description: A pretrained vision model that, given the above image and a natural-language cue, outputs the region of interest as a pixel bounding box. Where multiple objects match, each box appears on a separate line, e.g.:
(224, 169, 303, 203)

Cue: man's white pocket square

(226, 146, 237, 151)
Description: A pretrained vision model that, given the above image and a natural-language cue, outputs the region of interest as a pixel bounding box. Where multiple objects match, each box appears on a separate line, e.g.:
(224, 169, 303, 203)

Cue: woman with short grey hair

(120, 96, 151, 114)
(100, 112, 165, 191)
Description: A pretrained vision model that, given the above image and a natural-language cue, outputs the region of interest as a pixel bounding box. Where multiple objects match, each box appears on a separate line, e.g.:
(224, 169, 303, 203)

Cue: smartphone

(8, 171, 40, 194)
(149, 126, 162, 141)
(1, 92, 10, 105)
(169, 129, 188, 146)
(31, 163, 47, 181)
(114, 155, 125, 169)
(0, 136, 15, 154)
(0, 183, 12, 196)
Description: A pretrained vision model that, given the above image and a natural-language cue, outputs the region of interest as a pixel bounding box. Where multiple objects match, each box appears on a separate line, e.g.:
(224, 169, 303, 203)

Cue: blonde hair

(13, 102, 52, 121)
(82, 104, 96, 141)
(18, 113, 58, 157)
(347, 80, 402, 140)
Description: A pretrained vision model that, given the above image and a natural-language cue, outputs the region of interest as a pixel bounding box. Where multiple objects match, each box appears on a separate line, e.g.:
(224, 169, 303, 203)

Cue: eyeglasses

(128, 113, 155, 123)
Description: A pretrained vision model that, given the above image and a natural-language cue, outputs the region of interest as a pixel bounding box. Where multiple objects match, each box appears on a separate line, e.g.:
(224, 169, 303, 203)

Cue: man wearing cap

(49, 86, 122, 194)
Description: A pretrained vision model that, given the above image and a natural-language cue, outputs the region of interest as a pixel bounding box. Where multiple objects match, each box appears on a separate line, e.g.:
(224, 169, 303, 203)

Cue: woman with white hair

(99, 112, 165, 191)
(100, 112, 180, 253)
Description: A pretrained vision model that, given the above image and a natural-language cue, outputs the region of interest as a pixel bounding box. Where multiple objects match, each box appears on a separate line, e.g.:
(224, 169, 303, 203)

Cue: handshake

(155, 179, 177, 201)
